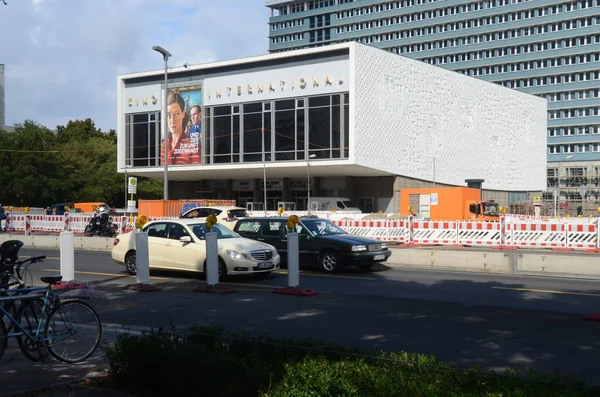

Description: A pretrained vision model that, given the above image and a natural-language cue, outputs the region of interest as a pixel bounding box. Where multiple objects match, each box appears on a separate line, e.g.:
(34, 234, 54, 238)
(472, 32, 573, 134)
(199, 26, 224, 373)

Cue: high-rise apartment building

(267, 0, 600, 204)
(0, 64, 5, 129)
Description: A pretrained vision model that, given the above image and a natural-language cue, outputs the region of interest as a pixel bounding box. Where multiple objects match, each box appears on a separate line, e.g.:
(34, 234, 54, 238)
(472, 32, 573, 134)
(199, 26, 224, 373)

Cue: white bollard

(205, 231, 219, 286)
(287, 231, 300, 288)
(60, 231, 75, 281)
(135, 230, 150, 284)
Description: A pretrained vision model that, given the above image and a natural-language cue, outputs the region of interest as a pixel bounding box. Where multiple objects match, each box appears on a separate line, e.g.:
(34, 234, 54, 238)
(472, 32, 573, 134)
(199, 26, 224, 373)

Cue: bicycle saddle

(41, 275, 63, 285)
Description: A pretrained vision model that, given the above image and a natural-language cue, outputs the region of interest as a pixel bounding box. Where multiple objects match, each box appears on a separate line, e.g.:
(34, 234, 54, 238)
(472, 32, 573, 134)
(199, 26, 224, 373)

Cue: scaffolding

(539, 164, 600, 217)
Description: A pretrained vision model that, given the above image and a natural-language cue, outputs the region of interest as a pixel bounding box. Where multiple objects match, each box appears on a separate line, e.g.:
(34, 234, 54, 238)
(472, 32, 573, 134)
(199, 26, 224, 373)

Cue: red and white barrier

(457, 221, 500, 246)
(412, 221, 458, 245)
(511, 222, 565, 249)
(24, 214, 31, 236)
(4, 213, 600, 252)
(567, 223, 596, 250)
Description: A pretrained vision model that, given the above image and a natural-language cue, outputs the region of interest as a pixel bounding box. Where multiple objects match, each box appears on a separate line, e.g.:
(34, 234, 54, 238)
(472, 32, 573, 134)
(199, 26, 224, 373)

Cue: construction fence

(2, 212, 600, 252)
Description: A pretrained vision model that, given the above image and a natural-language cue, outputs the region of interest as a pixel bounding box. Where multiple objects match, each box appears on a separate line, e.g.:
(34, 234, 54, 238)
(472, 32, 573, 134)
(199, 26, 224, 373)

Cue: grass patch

(103, 325, 598, 397)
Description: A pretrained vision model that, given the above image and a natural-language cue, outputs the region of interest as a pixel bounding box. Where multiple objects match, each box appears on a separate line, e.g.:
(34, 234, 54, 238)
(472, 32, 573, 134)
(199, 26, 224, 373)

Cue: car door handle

(257, 238, 265, 241)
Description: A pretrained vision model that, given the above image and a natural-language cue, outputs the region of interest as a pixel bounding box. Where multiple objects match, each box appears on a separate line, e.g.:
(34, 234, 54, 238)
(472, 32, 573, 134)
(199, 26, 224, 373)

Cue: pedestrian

(0, 203, 6, 232)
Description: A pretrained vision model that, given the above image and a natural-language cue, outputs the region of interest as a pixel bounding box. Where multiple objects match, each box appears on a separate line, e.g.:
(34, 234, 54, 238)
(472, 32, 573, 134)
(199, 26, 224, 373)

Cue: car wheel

(84, 225, 92, 237)
(203, 258, 228, 280)
(319, 250, 340, 273)
(125, 251, 137, 275)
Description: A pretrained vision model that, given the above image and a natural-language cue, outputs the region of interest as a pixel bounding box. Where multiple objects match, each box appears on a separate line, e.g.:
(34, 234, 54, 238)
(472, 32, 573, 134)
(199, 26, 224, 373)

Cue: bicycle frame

(0, 284, 71, 345)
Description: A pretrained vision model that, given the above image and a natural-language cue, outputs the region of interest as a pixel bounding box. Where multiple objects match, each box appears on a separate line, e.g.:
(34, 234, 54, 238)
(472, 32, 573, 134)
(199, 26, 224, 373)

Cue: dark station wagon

(233, 216, 391, 273)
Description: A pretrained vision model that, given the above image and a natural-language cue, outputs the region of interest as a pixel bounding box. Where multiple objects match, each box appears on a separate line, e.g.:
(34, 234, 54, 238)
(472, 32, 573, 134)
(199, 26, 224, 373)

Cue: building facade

(266, 0, 600, 206)
(117, 43, 546, 213)
(0, 64, 5, 129)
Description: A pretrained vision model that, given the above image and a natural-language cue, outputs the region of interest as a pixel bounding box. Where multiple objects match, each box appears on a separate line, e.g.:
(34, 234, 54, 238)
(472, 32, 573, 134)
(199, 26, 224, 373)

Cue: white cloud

(1, 0, 270, 131)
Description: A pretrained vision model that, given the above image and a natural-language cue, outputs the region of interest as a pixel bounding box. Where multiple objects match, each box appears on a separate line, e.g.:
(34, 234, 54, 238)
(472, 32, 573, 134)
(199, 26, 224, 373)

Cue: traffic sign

(128, 177, 137, 194)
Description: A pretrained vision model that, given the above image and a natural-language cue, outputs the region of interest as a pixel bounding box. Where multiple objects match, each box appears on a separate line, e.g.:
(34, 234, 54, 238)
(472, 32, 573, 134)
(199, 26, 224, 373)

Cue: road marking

(216, 281, 277, 289)
(492, 286, 600, 298)
(277, 270, 376, 281)
(40, 268, 169, 281)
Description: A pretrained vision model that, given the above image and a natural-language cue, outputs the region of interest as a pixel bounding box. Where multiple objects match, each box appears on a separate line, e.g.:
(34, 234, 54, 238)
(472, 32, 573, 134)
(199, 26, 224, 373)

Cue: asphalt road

(16, 247, 600, 316)
(1, 247, 600, 393)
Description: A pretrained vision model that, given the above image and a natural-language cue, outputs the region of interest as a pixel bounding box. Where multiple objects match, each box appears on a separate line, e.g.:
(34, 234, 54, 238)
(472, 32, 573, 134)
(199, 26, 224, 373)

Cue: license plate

(258, 262, 273, 269)
(373, 254, 385, 261)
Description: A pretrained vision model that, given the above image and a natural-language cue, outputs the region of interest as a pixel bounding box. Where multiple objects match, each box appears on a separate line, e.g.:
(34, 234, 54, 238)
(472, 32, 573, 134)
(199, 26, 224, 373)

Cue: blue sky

(0, 0, 271, 131)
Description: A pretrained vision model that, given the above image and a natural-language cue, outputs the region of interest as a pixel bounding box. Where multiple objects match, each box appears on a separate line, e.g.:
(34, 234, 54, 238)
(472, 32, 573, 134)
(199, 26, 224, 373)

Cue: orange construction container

(399, 187, 498, 221)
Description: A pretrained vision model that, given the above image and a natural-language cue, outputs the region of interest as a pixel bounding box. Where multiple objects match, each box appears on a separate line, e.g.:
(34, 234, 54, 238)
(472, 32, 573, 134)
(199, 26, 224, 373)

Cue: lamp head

(152, 45, 172, 61)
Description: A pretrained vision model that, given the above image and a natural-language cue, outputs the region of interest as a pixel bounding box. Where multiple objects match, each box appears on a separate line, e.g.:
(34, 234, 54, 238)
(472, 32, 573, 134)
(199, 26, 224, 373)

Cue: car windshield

(341, 200, 355, 208)
(483, 203, 500, 216)
(189, 223, 239, 240)
(300, 219, 347, 236)
(227, 209, 248, 218)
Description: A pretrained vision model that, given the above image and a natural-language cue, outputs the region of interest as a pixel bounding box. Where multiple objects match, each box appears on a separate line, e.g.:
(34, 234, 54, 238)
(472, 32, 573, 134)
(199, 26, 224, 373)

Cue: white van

(309, 197, 362, 212)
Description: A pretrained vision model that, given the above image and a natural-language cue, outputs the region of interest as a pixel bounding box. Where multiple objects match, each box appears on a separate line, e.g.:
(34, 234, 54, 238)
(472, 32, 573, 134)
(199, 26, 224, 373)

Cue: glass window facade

(205, 92, 349, 165)
(124, 92, 349, 167)
(125, 112, 161, 167)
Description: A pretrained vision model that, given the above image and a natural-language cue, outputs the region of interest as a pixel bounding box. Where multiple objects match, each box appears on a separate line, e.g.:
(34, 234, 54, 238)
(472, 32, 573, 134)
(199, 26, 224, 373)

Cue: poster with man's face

(161, 85, 203, 165)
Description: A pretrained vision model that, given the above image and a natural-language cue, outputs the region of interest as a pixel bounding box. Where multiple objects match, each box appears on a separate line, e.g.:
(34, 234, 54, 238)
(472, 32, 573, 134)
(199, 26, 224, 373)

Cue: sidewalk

(2, 279, 600, 395)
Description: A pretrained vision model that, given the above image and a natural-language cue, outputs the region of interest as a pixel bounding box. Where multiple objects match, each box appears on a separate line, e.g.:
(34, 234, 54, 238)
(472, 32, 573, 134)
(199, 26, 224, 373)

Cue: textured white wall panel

(351, 43, 547, 191)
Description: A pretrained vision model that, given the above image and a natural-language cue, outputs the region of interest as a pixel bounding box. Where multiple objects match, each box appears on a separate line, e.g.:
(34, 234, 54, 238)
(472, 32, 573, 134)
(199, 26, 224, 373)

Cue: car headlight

(226, 249, 244, 259)
(351, 245, 367, 252)
(381, 243, 387, 250)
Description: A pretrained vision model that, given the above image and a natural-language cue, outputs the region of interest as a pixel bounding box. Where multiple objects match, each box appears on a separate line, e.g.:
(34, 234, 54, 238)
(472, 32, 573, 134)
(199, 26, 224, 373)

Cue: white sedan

(111, 219, 280, 277)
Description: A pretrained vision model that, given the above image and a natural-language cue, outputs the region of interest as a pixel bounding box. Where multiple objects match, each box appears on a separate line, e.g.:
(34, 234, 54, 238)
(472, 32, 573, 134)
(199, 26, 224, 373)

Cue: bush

(103, 325, 598, 397)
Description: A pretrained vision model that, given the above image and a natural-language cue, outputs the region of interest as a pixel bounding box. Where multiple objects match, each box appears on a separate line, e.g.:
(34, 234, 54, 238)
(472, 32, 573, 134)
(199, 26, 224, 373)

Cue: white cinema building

(117, 42, 547, 213)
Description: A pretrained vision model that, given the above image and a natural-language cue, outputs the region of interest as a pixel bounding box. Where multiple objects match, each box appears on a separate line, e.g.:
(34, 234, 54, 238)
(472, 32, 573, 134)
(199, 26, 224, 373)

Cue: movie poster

(161, 85, 203, 165)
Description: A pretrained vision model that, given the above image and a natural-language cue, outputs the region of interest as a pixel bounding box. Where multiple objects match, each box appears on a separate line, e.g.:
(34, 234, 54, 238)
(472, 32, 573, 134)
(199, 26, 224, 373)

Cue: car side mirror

(180, 236, 192, 243)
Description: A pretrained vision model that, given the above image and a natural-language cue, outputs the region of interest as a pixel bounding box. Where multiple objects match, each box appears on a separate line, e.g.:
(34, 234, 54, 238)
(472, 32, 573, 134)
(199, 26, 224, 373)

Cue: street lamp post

(262, 128, 267, 215)
(152, 45, 172, 201)
(307, 154, 317, 215)
(555, 154, 574, 216)
(124, 168, 128, 212)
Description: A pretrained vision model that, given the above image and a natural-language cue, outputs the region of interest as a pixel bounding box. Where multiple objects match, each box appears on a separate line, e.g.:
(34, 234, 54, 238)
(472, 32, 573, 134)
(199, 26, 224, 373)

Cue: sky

(0, 0, 271, 132)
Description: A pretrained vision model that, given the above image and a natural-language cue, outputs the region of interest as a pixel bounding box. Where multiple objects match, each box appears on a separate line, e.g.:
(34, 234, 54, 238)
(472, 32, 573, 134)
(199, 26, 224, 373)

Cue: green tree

(1, 119, 163, 208)
(0, 121, 60, 206)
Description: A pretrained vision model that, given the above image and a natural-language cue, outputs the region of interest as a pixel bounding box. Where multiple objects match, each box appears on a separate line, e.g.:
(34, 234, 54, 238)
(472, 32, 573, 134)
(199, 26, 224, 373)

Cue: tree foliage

(0, 119, 162, 207)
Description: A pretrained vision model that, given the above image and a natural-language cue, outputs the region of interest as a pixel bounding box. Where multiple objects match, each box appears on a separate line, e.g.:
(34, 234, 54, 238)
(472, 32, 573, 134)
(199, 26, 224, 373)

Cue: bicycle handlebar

(14, 255, 46, 266)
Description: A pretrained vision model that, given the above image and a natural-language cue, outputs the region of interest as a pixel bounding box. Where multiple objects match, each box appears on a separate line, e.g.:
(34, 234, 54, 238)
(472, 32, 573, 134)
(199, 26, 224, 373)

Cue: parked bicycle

(0, 270, 102, 363)
(0, 240, 35, 332)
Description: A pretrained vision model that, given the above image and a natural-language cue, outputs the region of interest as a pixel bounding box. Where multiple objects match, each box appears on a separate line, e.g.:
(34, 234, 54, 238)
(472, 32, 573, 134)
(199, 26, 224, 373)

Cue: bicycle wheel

(0, 318, 6, 359)
(2, 300, 16, 333)
(2, 266, 34, 333)
(16, 298, 49, 362)
(45, 299, 101, 364)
